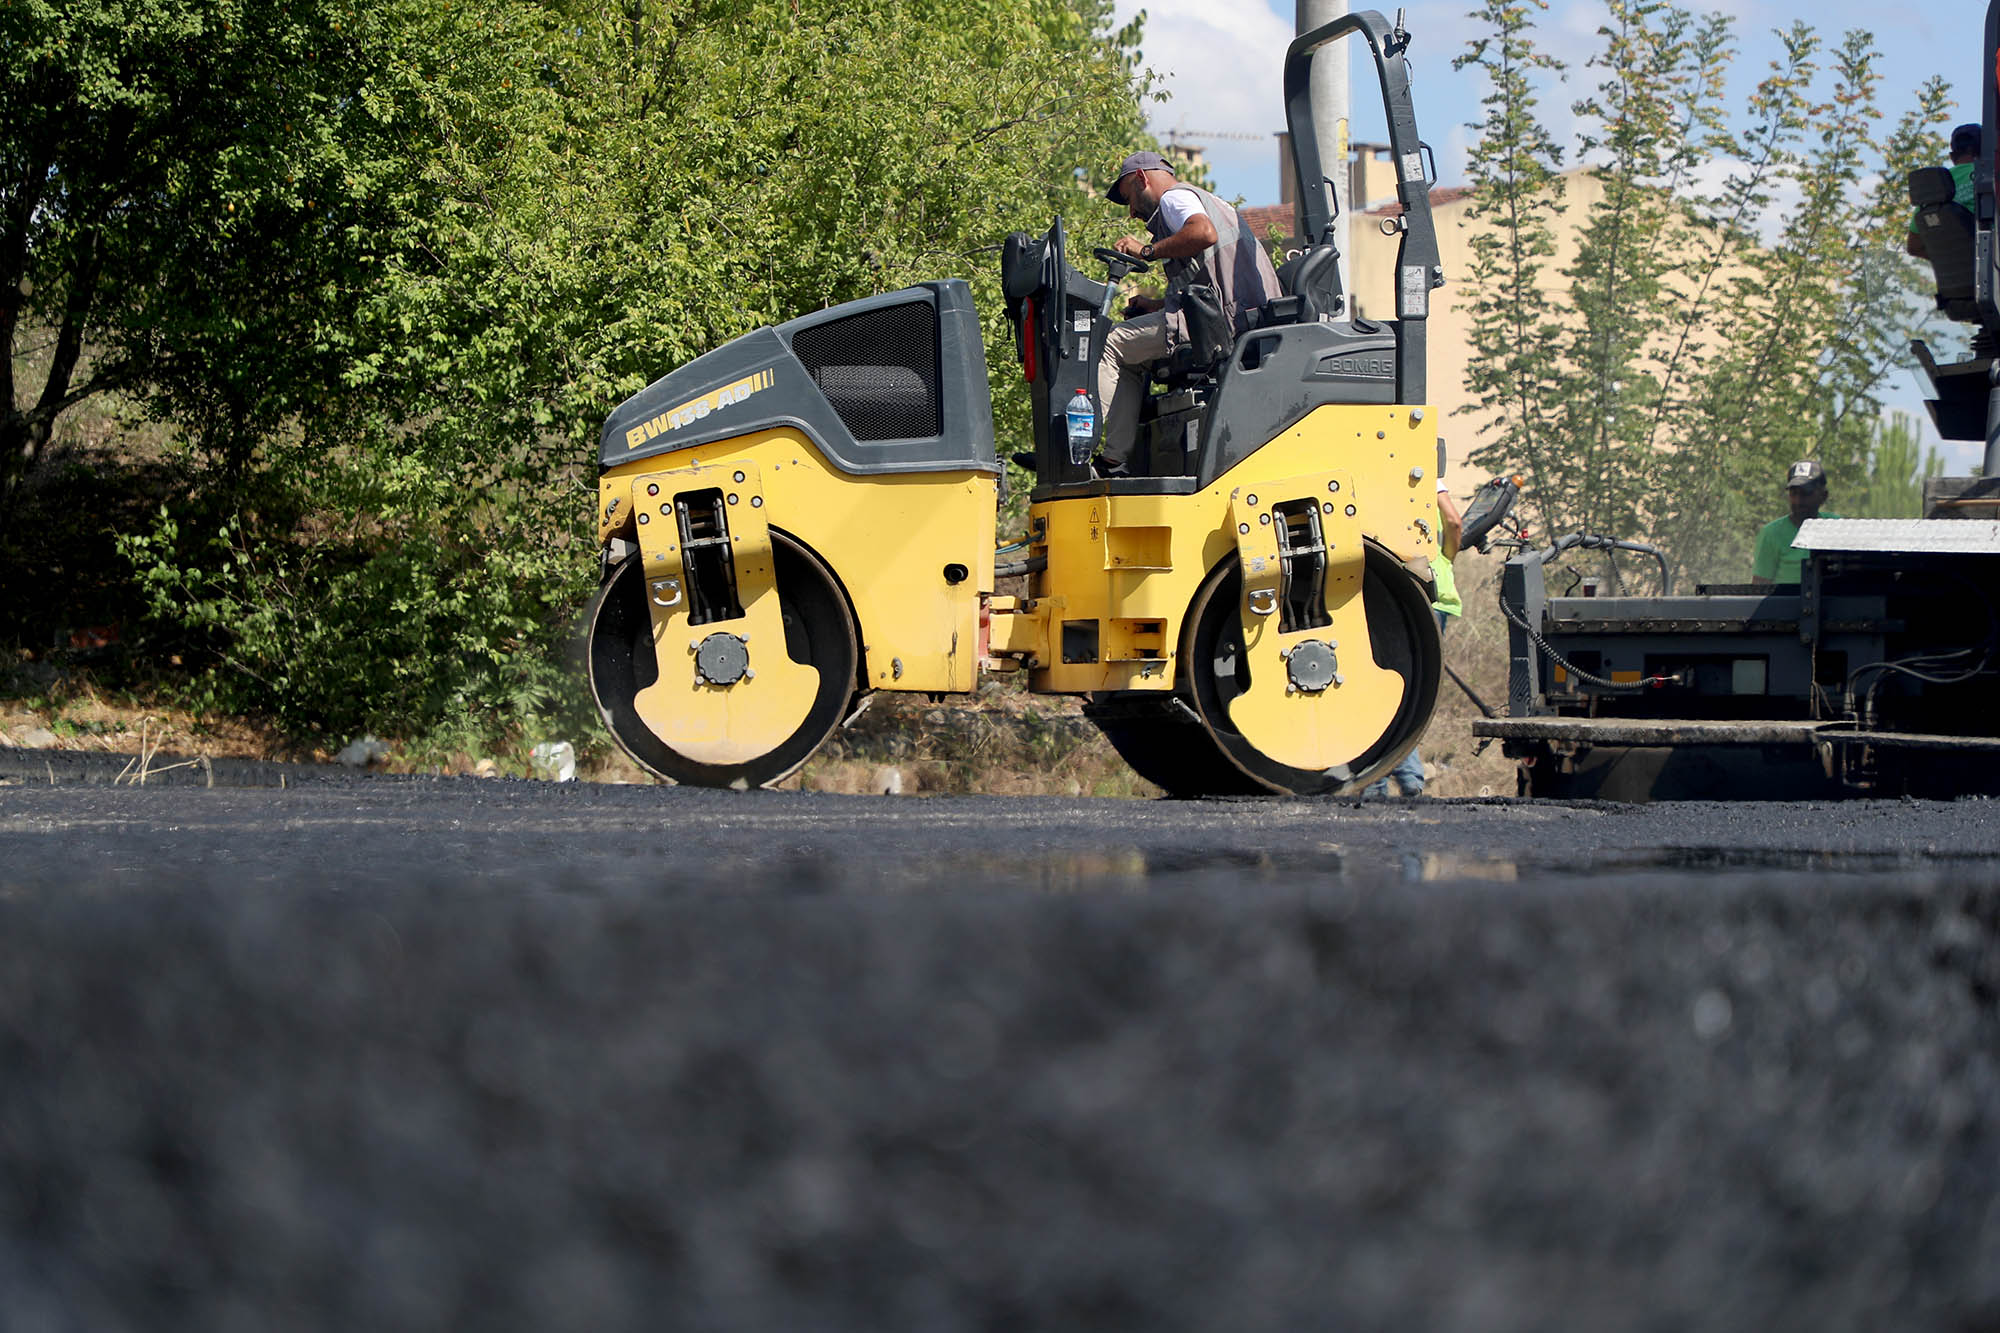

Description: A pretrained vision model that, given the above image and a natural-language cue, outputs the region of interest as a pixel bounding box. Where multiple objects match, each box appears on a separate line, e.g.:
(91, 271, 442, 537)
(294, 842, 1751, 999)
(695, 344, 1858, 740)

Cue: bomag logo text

(624, 368, 776, 449)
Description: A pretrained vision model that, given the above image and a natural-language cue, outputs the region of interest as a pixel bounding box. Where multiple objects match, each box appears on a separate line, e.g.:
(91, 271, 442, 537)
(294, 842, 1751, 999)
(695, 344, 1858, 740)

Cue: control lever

(1092, 246, 1151, 319)
(1459, 474, 1523, 554)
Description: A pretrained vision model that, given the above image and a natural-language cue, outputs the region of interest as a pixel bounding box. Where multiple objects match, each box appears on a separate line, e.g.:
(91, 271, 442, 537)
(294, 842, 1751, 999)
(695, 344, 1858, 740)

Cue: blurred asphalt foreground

(1, 765, 1998, 1331)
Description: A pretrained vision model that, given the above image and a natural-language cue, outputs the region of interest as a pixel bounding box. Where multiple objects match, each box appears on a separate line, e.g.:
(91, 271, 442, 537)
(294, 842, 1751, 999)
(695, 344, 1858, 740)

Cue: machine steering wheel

(1093, 246, 1152, 280)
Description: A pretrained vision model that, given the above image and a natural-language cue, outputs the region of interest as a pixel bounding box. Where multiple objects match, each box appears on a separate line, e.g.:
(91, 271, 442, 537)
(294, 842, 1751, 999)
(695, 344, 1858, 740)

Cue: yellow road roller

(584, 11, 1447, 794)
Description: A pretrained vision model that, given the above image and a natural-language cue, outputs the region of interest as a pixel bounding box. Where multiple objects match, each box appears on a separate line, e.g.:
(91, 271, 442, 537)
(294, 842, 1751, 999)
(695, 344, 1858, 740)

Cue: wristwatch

(1141, 243, 1154, 261)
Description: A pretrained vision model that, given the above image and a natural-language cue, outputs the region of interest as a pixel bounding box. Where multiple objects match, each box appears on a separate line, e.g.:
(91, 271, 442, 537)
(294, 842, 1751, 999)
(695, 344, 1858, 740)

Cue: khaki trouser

(1095, 309, 1186, 469)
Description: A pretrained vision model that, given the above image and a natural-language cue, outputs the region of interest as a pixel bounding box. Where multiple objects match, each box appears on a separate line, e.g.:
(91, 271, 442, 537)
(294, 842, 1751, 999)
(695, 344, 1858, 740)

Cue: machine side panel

(600, 282, 996, 478)
(935, 279, 999, 477)
(601, 428, 995, 693)
(1194, 322, 1403, 486)
(1027, 402, 1440, 694)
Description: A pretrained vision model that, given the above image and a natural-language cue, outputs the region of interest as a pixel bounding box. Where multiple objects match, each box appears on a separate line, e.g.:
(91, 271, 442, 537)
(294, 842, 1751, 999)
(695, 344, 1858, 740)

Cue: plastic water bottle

(1065, 390, 1096, 466)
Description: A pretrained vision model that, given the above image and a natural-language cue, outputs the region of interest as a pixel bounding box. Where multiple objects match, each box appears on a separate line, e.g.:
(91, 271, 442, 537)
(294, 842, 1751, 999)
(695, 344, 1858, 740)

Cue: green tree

(1664, 29, 1951, 571)
(1555, 2, 1734, 551)
(116, 0, 1155, 744)
(1844, 411, 1947, 519)
(1452, 0, 1569, 528)
(1453, 0, 1953, 584)
(0, 0, 524, 531)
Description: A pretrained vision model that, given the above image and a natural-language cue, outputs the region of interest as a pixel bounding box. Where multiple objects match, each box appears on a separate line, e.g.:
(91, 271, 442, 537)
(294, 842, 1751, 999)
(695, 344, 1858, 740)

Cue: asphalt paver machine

(1471, 0, 2000, 800)
(582, 12, 1452, 793)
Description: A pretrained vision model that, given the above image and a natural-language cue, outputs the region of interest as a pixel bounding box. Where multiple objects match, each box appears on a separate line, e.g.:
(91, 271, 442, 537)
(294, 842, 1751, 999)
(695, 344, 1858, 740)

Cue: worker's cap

(1108, 151, 1173, 204)
(1785, 459, 1826, 489)
(1952, 123, 1982, 155)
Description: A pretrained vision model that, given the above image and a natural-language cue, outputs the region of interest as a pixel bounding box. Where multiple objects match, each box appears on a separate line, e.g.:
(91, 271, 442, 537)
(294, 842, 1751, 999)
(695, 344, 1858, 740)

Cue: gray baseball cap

(1108, 151, 1173, 204)
(1786, 459, 1826, 489)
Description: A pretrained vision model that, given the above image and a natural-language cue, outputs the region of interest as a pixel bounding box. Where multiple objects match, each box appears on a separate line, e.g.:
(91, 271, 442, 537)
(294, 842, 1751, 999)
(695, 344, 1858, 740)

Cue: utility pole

(1296, 0, 1349, 302)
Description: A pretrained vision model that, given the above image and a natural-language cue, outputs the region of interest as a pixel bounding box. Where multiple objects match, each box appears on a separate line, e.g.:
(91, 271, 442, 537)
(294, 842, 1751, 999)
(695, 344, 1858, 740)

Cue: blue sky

(1117, 0, 1975, 204)
(1112, 1, 1982, 466)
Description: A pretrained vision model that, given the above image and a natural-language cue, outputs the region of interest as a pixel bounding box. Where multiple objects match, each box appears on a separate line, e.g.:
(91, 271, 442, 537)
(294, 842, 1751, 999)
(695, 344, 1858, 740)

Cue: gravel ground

(1, 768, 1997, 1331)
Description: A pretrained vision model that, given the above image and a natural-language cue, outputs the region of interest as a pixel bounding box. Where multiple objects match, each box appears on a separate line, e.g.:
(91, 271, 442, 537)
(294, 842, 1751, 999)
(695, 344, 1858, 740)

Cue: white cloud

(1111, 0, 1595, 202)
(1115, 0, 1294, 135)
(1120, 0, 1975, 205)
(1111, 0, 1297, 202)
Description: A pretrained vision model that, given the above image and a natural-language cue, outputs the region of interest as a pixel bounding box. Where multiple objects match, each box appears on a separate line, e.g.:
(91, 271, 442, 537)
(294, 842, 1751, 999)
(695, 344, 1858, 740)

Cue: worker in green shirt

(1752, 459, 1840, 586)
(1908, 123, 1979, 260)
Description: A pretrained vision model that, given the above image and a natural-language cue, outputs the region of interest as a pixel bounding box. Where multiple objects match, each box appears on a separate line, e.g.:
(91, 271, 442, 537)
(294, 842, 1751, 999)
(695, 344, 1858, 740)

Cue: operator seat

(1149, 338, 1219, 390)
(1145, 293, 1231, 391)
(1132, 244, 1346, 473)
(1275, 243, 1344, 321)
(1147, 245, 1334, 392)
(1911, 166, 1978, 323)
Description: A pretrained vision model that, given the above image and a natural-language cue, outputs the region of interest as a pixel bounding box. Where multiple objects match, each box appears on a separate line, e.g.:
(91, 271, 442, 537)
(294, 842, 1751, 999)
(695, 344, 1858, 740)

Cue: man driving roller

(1096, 151, 1280, 476)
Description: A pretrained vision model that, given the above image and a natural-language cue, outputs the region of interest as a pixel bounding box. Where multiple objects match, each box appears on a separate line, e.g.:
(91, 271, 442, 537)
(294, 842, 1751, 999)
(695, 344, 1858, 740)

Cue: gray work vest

(1146, 184, 1281, 335)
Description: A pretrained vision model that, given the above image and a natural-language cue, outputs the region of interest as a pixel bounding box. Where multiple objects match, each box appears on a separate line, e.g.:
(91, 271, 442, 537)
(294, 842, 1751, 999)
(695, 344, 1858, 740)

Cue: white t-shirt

(1154, 186, 1204, 237)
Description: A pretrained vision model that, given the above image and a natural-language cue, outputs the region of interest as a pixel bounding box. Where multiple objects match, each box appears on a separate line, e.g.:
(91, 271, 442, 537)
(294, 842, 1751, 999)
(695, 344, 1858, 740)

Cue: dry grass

(1421, 549, 1523, 799)
(3, 555, 1529, 799)
(783, 682, 1162, 798)
(1, 661, 311, 764)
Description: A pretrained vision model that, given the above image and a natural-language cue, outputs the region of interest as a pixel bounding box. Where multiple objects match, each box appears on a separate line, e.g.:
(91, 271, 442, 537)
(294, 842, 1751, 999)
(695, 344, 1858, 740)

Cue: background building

(1239, 143, 1517, 495)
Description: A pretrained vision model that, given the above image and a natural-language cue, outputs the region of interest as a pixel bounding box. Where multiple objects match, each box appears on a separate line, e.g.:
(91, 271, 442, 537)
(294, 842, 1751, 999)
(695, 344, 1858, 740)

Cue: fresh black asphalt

(2, 757, 1996, 1330)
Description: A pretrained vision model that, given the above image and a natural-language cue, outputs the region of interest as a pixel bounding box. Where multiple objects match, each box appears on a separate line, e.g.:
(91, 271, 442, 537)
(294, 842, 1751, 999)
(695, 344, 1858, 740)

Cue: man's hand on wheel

(1113, 235, 1148, 258)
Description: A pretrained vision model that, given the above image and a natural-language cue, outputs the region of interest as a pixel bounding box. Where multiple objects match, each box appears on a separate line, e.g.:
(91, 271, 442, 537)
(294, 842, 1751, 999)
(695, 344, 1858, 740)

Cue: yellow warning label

(624, 368, 776, 449)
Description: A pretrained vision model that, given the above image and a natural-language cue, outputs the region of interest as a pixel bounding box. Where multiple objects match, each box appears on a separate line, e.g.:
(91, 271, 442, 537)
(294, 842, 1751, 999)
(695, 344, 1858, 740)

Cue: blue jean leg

(1365, 745, 1425, 797)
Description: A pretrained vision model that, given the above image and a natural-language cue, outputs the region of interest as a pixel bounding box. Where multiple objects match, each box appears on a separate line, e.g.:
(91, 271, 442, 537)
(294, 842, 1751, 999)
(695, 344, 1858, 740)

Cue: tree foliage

(49, 0, 1154, 742)
(1452, 0, 1569, 527)
(1845, 411, 1947, 520)
(1453, 0, 1954, 585)
(1, 0, 509, 516)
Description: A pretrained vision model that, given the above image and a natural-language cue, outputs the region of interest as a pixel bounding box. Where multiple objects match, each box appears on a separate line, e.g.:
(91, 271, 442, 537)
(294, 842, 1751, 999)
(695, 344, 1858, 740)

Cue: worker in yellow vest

(1367, 478, 1462, 796)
